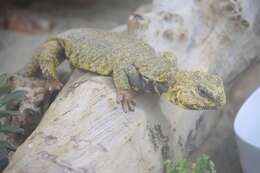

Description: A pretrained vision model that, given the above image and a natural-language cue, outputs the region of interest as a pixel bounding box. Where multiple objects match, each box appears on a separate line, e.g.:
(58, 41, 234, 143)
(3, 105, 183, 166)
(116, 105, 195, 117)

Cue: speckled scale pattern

(25, 28, 226, 110)
(58, 28, 171, 77)
(30, 28, 174, 90)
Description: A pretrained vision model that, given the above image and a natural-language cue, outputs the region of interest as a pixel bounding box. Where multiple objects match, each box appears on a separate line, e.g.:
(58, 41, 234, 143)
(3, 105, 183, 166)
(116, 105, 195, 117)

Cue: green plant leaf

(0, 125, 24, 134)
(0, 73, 12, 97)
(165, 155, 216, 173)
(0, 156, 8, 172)
(165, 160, 175, 173)
(192, 155, 216, 173)
(0, 140, 16, 152)
(0, 90, 25, 107)
(0, 140, 16, 172)
(0, 110, 19, 118)
(0, 141, 16, 161)
(165, 160, 191, 173)
(0, 85, 12, 97)
(0, 149, 8, 163)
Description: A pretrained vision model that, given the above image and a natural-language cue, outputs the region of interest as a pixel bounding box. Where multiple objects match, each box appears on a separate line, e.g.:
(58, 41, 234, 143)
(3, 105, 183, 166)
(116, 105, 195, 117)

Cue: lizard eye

(197, 86, 208, 97)
(197, 85, 216, 102)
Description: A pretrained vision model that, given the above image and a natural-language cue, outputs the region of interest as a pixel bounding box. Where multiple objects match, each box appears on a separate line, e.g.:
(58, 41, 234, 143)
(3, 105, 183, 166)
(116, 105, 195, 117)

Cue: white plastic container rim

(234, 88, 260, 149)
(234, 88, 260, 173)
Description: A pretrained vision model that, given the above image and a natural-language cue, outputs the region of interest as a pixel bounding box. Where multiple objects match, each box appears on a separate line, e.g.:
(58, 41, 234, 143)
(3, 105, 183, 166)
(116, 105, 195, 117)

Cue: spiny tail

(17, 37, 66, 78)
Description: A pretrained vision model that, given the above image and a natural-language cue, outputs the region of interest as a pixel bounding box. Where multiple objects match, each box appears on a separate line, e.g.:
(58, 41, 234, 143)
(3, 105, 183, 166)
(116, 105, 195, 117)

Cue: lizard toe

(116, 90, 136, 113)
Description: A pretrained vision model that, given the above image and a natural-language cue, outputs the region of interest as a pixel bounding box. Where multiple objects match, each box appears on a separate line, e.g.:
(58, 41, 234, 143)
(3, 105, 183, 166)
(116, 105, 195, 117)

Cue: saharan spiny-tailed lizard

(24, 28, 226, 112)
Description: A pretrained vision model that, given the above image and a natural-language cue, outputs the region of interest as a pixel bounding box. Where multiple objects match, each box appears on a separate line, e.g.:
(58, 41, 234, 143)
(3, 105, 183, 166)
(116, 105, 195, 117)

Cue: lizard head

(162, 71, 226, 110)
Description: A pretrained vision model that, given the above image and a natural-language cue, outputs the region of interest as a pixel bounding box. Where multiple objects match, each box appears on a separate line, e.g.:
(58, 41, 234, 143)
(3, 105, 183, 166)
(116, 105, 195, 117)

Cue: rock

(4, 0, 260, 172)
(4, 10, 53, 34)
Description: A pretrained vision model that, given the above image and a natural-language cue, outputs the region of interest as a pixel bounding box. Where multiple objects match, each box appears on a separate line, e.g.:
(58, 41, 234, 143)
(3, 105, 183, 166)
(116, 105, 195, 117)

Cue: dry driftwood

(4, 0, 260, 172)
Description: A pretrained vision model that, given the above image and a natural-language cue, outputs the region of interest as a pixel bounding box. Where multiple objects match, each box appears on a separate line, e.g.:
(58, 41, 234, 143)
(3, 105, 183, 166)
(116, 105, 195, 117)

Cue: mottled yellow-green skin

(26, 28, 226, 110)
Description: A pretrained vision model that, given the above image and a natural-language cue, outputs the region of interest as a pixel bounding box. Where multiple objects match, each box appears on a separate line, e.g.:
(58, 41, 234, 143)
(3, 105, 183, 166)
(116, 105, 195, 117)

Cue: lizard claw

(116, 90, 136, 113)
(47, 80, 63, 92)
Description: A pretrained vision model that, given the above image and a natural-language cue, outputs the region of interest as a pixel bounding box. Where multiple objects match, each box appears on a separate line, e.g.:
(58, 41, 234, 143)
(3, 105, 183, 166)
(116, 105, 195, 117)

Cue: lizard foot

(116, 89, 136, 113)
(46, 80, 63, 92)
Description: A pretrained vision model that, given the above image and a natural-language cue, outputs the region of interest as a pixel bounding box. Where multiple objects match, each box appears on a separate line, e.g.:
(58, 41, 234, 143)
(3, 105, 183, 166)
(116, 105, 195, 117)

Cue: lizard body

(25, 28, 226, 112)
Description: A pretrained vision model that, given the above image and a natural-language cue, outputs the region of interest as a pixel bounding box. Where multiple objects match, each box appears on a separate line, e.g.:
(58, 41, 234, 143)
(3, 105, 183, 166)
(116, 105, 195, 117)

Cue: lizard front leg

(113, 65, 136, 113)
